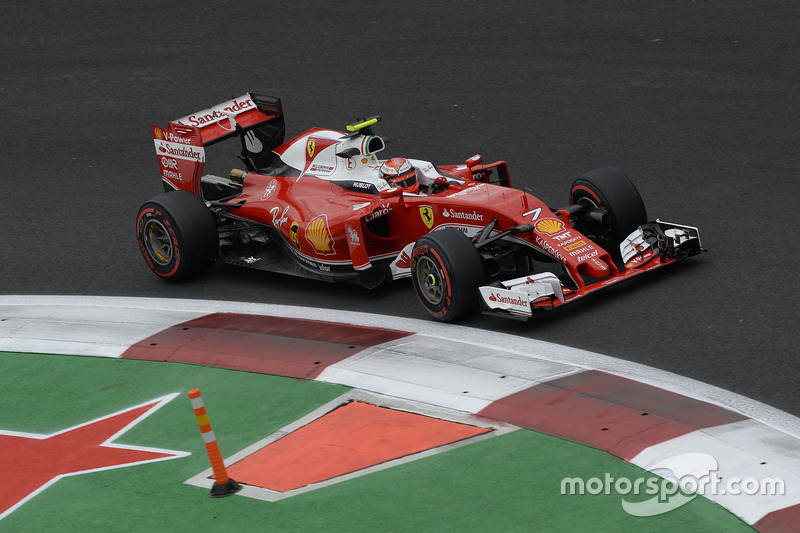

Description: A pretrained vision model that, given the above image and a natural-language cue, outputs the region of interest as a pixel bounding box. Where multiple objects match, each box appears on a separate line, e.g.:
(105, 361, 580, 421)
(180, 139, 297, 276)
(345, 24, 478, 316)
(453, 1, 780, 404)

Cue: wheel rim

(143, 219, 173, 266)
(415, 256, 445, 306)
(577, 196, 599, 209)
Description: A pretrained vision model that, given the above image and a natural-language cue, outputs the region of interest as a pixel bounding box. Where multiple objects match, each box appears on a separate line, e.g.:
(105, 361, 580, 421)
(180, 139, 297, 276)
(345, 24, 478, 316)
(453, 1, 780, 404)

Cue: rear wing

(151, 93, 284, 193)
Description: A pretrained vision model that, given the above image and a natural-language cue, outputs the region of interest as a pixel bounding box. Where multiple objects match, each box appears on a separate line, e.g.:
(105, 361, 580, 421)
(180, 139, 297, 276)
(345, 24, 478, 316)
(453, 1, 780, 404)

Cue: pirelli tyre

(136, 190, 218, 281)
(569, 167, 648, 256)
(411, 229, 486, 322)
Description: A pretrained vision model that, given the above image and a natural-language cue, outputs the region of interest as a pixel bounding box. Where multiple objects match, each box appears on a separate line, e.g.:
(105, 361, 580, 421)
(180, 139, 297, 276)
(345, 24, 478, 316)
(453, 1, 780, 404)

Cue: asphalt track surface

(2, 1, 798, 419)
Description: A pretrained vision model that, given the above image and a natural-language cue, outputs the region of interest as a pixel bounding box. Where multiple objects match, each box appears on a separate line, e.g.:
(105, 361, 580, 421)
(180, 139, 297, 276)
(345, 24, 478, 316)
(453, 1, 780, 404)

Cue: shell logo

(154, 128, 163, 139)
(536, 218, 565, 235)
(306, 215, 335, 255)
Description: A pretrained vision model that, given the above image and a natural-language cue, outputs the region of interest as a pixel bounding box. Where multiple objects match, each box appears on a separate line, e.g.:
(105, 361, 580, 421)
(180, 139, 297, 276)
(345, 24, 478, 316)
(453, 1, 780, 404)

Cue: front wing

(479, 220, 703, 319)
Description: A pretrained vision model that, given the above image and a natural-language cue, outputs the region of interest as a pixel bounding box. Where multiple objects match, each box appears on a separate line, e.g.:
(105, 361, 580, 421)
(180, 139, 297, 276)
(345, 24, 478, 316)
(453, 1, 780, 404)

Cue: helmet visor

(390, 174, 417, 189)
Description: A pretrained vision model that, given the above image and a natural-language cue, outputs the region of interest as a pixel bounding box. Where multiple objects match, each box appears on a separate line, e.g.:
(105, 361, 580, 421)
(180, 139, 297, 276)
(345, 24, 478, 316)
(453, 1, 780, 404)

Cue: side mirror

(465, 154, 483, 169)
(380, 186, 403, 199)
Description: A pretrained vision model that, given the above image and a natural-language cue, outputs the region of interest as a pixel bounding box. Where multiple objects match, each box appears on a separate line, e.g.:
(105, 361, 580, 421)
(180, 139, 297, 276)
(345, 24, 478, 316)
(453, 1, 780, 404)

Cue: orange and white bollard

(188, 388, 242, 498)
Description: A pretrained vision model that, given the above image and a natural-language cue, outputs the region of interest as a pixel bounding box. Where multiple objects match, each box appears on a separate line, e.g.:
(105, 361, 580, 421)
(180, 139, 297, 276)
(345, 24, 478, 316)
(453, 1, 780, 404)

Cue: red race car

(137, 93, 703, 321)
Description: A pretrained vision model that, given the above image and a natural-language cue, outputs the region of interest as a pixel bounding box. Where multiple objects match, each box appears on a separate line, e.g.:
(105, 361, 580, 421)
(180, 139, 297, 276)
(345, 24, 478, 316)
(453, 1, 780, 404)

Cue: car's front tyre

(411, 229, 486, 322)
(569, 167, 648, 257)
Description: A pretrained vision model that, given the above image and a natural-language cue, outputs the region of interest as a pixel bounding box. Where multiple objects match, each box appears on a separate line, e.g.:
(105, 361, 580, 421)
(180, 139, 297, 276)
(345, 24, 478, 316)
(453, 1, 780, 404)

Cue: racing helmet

(379, 157, 419, 193)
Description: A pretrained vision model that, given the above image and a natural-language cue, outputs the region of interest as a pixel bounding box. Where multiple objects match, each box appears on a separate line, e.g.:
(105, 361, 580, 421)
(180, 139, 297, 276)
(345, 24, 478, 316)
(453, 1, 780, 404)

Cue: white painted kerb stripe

(631, 419, 800, 524)
(0, 303, 205, 357)
(316, 335, 579, 412)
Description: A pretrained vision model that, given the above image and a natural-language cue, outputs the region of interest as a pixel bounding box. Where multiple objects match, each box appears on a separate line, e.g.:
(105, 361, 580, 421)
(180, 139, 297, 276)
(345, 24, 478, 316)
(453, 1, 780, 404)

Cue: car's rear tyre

(136, 190, 218, 281)
(569, 167, 648, 256)
(411, 229, 486, 322)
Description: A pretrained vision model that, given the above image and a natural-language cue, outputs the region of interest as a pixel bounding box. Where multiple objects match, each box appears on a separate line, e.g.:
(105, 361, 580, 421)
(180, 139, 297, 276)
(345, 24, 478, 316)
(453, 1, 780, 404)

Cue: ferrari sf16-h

(137, 93, 703, 321)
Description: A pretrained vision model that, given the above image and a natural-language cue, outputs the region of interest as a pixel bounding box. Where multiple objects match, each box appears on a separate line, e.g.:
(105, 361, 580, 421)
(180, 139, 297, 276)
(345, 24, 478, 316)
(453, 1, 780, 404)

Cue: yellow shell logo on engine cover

(536, 218, 565, 235)
(306, 215, 335, 255)
(419, 205, 434, 229)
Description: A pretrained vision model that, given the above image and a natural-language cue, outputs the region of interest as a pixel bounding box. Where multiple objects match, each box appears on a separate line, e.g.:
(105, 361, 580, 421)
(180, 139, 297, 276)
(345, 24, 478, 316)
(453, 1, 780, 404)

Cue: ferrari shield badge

(290, 221, 301, 250)
(307, 138, 316, 158)
(419, 205, 434, 229)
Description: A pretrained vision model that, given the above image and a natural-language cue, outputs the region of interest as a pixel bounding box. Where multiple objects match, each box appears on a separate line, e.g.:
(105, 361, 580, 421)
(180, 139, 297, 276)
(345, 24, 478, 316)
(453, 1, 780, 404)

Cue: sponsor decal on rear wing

(150, 94, 283, 193)
(151, 123, 205, 193)
(171, 93, 282, 146)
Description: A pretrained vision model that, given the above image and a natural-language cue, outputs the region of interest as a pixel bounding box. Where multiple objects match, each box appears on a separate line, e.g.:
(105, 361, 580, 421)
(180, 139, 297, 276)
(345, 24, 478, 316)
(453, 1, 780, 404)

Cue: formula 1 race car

(137, 93, 704, 321)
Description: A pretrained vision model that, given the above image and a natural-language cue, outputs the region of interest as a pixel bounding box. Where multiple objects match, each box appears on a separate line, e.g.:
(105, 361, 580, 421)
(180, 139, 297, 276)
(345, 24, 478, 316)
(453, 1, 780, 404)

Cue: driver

(379, 157, 419, 194)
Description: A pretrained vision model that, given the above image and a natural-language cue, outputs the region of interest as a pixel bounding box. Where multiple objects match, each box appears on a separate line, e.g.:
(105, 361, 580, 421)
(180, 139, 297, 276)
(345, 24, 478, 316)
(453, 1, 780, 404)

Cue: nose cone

(579, 255, 611, 278)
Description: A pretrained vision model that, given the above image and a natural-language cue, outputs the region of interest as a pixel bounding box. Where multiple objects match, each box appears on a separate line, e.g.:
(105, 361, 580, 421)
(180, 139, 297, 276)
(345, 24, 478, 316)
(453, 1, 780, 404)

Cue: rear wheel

(569, 167, 648, 256)
(136, 190, 218, 281)
(411, 229, 486, 322)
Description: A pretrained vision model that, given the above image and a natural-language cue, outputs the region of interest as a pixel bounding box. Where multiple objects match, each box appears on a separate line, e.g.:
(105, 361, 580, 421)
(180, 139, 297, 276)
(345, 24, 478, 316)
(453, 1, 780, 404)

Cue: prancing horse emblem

(419, 205, 434, 229)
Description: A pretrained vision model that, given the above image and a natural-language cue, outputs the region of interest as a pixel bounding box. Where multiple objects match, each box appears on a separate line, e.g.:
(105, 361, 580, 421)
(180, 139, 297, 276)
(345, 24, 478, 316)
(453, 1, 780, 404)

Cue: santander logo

(488, 292, 527, 306)
(442, 208, 484, 221)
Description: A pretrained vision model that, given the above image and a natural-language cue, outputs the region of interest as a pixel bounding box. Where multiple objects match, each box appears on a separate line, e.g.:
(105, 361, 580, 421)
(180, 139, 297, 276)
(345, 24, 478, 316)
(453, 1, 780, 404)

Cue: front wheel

(136, 190, 218, 281)
(569, 167, 648, 256)
(411, 229, 486, 322)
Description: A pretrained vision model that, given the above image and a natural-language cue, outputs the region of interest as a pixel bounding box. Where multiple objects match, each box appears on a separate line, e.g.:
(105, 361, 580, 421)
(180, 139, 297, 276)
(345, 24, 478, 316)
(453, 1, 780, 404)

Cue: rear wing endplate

(151, 93, 284, 193)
